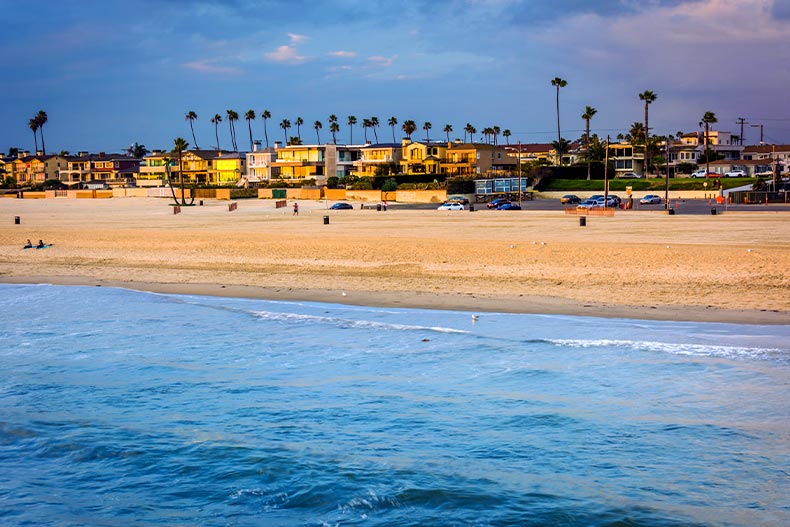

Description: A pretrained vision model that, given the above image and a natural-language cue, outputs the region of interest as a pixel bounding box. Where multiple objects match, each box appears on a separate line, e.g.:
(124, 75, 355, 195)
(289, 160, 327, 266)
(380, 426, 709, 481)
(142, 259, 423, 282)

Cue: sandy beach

(1, 197, 789, 324)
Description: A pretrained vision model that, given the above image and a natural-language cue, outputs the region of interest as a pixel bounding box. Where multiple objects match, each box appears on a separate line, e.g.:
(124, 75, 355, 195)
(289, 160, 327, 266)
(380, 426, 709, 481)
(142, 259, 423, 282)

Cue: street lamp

(751, 123, 764, 144)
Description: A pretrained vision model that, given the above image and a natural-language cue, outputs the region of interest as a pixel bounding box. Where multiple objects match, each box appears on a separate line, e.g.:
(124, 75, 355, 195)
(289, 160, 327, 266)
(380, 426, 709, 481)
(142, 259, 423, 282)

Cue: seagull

(747, 249, 752, 253)
(472, 314, 479, 323)
(666, 246, 671, 249)
(342, 291, 347, 297)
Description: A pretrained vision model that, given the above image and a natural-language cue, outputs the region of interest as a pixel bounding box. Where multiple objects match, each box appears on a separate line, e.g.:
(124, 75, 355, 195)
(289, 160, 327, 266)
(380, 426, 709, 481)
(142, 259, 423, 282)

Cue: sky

(2, 0, 790, 154)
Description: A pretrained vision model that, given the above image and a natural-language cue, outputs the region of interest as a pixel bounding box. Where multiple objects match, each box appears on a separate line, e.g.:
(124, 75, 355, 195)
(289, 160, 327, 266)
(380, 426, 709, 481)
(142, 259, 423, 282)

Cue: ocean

(0, 284, 788, 527)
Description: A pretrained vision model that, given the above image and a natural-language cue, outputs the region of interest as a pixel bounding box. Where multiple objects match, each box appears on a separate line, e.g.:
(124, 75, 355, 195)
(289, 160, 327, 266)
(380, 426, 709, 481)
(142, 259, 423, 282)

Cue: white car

(690, 170, 709, 178)
(617, 172, 643, 179)
(723, 169, 746, 178)
(438, 202, 464, 210)
(640, 194, 662, 204)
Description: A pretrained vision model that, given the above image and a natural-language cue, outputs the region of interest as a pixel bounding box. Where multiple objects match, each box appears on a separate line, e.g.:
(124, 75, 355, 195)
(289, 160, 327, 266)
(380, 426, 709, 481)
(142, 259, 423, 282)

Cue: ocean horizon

(1, 283, 788, 526)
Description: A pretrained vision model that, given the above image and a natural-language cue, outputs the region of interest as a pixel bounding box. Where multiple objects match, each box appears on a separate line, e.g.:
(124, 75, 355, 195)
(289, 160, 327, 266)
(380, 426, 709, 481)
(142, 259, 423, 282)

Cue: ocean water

(0, 284, 788, 527)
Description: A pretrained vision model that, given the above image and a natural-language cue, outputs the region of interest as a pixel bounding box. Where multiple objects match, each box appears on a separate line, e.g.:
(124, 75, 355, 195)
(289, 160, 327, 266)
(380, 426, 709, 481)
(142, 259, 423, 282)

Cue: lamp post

(518, 141, 522, 208)
(604, 135, 610, 207)
(751, 123, 764, 144)
(665, 139, 670, 209)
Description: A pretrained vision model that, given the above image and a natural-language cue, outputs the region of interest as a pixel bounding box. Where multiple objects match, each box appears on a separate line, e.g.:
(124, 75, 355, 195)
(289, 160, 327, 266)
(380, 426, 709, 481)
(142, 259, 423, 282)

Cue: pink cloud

(264, 45, 306, 63)
(182, 60, 240, 74)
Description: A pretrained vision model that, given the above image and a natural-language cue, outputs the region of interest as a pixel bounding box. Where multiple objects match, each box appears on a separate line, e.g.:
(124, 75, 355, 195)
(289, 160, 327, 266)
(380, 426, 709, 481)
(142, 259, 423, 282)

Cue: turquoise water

(1, 284, 788, 526)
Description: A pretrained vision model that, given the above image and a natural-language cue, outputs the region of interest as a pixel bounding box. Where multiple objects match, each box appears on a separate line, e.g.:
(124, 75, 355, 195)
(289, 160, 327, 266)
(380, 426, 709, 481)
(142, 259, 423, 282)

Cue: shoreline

(3, 275, 788, 325)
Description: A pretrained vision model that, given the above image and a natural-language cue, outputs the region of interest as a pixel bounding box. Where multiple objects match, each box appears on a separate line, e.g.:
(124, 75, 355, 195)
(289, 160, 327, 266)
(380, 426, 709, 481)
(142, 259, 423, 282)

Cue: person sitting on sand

(36, 239, 45, 249)
(24, 239, 33, 248)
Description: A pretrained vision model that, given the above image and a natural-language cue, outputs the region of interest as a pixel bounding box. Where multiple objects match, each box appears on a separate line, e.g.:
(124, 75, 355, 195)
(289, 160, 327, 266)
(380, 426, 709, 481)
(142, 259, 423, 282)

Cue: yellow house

(213, 152, 246, 184)
(400, 140, 448, 174)
(271, 144, 360, 182)
(442, 142, 516, 177)
(139, 149, 245, 186)
(12, 155, 68, 184)
(138, 151, 174, 186)
(354, 143, 402, 177)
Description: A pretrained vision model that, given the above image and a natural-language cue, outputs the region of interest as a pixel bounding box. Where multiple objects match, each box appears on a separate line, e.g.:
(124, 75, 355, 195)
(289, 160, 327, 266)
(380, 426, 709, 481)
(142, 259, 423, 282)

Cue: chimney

(78, 151, 88, 157)
(253, 140, 262, 151)
(274, 141, 282, 149)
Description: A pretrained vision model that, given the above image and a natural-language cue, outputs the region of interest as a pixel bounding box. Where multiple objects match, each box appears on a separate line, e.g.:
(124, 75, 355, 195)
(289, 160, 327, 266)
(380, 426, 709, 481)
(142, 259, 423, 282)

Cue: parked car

(617, 172, 643, 179)
(497, 202, 522, 210)
(690, 169, 718, 178)
(447, 195, 470, 205)
(577, 199, 599, 209)
(640, 194, 662, 204)
(487, 198, 510, 209)
(594, 196, 618, 208)
(438, 202, 464, 210)
(329, 202, 354, 210)
(609, 195, 622, 207)
(724, 169, 746, 178)
(560, 194, 581, 204)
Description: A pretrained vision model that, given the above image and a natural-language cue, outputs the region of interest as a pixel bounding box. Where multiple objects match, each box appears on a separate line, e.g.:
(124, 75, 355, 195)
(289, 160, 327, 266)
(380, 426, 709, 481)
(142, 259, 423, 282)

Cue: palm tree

(314, 120, 322, 143)
(388, 116, 398, 142)
(639, 90, 657, 176)
(700, 111, 718, 176)
(493, 125, 501, 146)
(328, 114, 339, 144)
(402, 120, 416, 140)
(443, 124, 453, 142)
(582, 106, 597, 180)
(503, 129, 511, 145)
(28, 118, 39, 153)
(261, 110, 272, 148)
(469, 125, 477, 142)
(370, 116, 380, 143)
(423, 121, 432, 141)
(280, 119, 291, 144)
(186, 111, 199, 149)
(35, 110, 48, 154)
(210, 114, 222, 150)
(173, 137, 191, 206)
(226, 109, 239, 151)
(245, 110, 256, 151)
(551, 77, 567, 165)
(295, 117, 304, 141)
(629, 122, 645, 144)
(552, 138, 570, 165)
(464, 123, 474, 143)
(347, 115, 357, 144)
(362, 118, 371, 142)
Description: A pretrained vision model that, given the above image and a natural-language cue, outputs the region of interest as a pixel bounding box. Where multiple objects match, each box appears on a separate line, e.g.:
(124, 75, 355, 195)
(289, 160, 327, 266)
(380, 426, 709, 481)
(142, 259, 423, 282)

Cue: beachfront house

(59, 153, 140, 187)
(271, 143, 361, 184)
(607, 141, 645, 178)
(442, 142, 517, 177)
(353, 143, 403, 177)
(244, 143, 278, 184)
(138, 149, 246, 187)
(400, 139, 448, 175)
(11, 154, 68, 185)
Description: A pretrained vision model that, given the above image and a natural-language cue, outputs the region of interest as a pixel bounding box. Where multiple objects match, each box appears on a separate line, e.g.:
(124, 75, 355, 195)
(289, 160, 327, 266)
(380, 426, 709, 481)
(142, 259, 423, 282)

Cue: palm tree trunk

(190, 122, 199, 149)
(40, 125, 46, 155)
(586, 119, 591, 181)
(248, 121, 253, 151)
(263, 122, 269, 148)
(214, 124, 220, 150)
(644, 104, 649, 177)
(556, 87, 561, 165)
(32, 130, 38, 153)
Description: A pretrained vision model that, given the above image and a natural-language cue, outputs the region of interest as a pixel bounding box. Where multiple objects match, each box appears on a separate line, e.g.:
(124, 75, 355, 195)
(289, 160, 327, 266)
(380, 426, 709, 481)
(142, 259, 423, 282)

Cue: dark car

(447, 195, 470, 205)
(487, 198, 510, 209)
(329, 202, 354, 210)
(560, 194, 581, 204)
(497, 202, 522, 210)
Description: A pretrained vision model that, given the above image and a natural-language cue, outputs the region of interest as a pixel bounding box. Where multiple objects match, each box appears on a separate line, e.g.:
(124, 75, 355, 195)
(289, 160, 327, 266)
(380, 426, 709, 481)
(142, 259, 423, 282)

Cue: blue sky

(2, 0, 790, 154)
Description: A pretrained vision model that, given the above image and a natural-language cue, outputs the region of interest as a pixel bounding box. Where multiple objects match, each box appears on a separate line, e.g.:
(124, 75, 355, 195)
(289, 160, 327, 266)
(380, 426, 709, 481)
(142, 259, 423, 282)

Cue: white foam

(550, 338, 785, 361)
(251, 310, 470, 334)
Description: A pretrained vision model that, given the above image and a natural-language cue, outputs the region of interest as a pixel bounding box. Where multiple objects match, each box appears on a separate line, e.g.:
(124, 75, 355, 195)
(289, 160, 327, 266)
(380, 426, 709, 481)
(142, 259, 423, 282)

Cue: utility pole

(604, 134, 610, 206)
(751, 123, 764, 144)
(736, 117, 746, 146)
(518, 140, 522, 208)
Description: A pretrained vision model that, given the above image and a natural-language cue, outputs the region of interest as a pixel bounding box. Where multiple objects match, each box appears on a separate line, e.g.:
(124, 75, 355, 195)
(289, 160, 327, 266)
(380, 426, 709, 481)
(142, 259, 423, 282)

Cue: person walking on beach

(293, 202, 299, 216)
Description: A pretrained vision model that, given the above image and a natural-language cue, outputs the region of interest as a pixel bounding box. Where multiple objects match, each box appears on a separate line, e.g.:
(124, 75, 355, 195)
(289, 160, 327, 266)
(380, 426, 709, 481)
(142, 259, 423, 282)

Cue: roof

(505, 143, 553, 153)
(742, 144, 790, 154)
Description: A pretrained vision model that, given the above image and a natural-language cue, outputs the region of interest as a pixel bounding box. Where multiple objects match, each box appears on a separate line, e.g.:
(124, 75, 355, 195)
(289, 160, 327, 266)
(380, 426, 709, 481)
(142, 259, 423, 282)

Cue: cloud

(329, 50, 357, 58)
(288, 32, 308, 43)
(367, 55, 395, 67)
(182, 60, 240, 74)
(264, 45, 307, 63)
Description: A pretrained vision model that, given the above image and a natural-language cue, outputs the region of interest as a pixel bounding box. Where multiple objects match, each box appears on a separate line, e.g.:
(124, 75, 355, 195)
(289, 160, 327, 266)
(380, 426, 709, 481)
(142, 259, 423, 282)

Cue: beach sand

(2, 197, 789, 324)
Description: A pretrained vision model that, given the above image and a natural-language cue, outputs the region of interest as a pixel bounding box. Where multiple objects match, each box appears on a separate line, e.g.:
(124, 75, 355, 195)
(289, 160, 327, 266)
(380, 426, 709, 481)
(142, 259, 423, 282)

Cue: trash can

(199, 200, 204, 206)
(323, 215, 329, 225)
(711, 207, 717, 215)
(469, 204, 475, 212)
(668, 208, 675, 215)
(579, 216, 586, 227)
(14, 216, 20, 224)
(376, 203, 382, 211)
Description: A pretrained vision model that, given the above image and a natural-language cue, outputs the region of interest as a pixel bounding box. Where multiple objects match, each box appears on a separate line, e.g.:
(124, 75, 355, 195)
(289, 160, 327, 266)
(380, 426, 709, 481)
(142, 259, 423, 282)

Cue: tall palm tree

(328, 114, 339, 144)
(503, 129, 511, 145)
(551, 77, 567, 165)
(700, 111, 717, 176)
(469, 125, 477, 142)
(280, 119, 291, 144)
(388, 116, 398, 142)
(210, 114, 222, 150)
(629, 122, 645, 143)
(402, 120, 416, 140)
(347, 115, 357, 144)
(35, 110, 48, 154)
(493, 125, 501, 146)
(370, 116, 380, 143)
(314, 120, 322, 143)
(423, 121, 432, 141)
(28, 118, 39, 153)
(464, 123, 474, 143)
(295, 117, 304, 141)
(173, 137, 191, 206)
(443, 124, 453, 142)
(639, 90, 657, 176)
(226, 109, 239, 151)
(186, 111, 199, 149)
(582, 105, 598, 180)
(362, 118, 371, 142)
(245, 110, 256, 151)
(261, 110, 271, 148)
